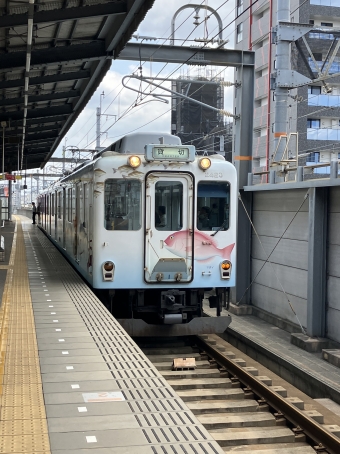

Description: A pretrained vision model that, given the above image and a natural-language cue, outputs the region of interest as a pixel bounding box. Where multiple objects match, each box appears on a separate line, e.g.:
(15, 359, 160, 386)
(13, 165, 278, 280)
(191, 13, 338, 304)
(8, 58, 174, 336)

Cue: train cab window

(197, 181, 230, 231)
(155, 181, 183, 231)
(104, 179, 141, 231)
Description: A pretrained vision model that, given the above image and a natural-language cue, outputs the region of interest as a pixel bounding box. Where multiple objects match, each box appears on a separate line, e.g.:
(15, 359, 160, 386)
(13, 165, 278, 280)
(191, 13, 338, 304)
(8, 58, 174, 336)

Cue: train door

(62, 188, 66, 249)
(43, 194, 47, 229)
(144, 172, 194, 283)
(47, 194, 50, 234)
(51, 193, 55, 238)
(75, 183, 81, 262)
(87, 184, 93, 275)
(71, 186, 77, 259)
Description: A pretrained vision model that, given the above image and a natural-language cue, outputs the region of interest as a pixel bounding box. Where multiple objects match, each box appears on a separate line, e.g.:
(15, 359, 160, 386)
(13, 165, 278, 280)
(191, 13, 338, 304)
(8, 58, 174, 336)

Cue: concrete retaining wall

(251, 189, 309, 327)
(327, 187, 340, 343)
(250, 187, 340, 343)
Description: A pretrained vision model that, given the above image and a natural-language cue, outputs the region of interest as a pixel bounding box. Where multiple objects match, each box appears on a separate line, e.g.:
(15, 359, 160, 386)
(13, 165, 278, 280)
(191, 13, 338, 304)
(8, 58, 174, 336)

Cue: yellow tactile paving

(0, 217, 51, 453)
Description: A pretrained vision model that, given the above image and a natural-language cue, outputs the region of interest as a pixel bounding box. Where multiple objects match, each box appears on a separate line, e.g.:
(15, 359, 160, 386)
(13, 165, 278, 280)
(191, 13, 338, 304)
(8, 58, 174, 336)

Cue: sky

(56, 0, 237, 161)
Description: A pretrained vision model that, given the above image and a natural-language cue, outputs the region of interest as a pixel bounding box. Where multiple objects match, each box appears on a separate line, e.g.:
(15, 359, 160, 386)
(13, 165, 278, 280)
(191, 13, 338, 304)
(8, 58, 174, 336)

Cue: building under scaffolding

(170, 77, 232, 160)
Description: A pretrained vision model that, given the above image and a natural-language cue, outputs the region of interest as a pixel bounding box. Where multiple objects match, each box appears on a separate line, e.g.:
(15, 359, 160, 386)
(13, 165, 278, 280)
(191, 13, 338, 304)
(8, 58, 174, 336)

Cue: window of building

(309, 20, 315, 25)
(308, 86, 321, 94)
(237, 0, 243, 16)
(236, 23, 243, 43)
(307, 118, 321, 128)
(309, 152, 320, 163)
(104, 179, 141, 231)
(310, 0, 340, 5)
(321, 22, 333, 27)
(197, 182, 230, 231)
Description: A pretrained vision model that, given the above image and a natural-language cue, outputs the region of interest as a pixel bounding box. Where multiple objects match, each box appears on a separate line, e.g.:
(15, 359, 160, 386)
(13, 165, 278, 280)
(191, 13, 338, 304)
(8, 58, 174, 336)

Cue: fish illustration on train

(164, 230, 235, 262)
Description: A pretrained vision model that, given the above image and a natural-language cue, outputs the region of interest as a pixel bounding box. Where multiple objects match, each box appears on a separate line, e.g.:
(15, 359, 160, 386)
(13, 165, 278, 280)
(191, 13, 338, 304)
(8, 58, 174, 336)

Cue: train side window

(155, 181, 183, 231)
(197, 181, 230, 231)
(104, 179, 141, 231)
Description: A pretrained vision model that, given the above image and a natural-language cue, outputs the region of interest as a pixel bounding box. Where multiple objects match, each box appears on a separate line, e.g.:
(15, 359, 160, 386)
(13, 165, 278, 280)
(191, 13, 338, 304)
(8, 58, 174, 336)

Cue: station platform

(203, 298, 340, 419)
(0, 216, 225, 454)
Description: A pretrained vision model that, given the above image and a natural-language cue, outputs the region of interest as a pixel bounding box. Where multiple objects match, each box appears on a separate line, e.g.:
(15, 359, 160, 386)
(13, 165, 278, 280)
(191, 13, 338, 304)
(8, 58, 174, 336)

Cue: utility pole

(62, 145, 65, 174)
(273, 0, 290, 158)
(271, 1, 312, 162)
(96, 107, 101, 150)
(96, 91, 105, 150)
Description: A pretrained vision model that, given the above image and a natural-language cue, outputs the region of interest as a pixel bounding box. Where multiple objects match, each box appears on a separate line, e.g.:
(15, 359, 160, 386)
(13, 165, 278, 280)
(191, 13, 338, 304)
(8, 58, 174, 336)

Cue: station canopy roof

(0, 0, 154, 172)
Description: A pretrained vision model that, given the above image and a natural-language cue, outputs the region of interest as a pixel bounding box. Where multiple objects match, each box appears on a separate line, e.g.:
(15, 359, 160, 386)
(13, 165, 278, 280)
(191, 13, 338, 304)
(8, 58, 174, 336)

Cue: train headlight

(220, 260, 231, 279)
(128, 155, 141, 168)
(102, 261, 115, 281)
(198, 157, 211, 170)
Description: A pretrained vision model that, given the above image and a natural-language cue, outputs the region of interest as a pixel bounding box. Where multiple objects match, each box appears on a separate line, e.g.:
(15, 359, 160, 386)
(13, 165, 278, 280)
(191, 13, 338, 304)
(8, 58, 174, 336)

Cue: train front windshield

(197, 181, 230, 231)
(104, 179, 141, 230)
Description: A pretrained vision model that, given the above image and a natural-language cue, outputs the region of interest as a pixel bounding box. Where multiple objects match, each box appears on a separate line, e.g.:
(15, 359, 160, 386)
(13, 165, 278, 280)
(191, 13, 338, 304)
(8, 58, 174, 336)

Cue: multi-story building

(170, 76, 233, 159)
(235, 0, 340, 177)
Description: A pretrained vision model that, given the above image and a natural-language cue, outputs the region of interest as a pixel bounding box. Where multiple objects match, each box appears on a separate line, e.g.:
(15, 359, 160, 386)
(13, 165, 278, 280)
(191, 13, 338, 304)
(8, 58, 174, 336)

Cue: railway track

(138, 334, 340, 454)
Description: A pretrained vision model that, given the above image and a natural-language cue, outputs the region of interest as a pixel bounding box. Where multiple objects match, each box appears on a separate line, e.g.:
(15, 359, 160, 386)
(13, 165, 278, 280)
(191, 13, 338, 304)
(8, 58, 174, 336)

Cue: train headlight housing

(198, 157, 211, 170)
(102, 261, 115, 281)
(128, 155, 141, 168)
(220, 260, 231, 279)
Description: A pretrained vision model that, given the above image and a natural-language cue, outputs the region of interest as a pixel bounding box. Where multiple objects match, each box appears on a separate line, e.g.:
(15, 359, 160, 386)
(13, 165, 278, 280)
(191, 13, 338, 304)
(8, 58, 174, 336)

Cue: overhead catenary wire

(103, 65, 230, 144)
(77, 0, 258, 152)
(77, 0, 252, 151)
(73, 0, 216, 149)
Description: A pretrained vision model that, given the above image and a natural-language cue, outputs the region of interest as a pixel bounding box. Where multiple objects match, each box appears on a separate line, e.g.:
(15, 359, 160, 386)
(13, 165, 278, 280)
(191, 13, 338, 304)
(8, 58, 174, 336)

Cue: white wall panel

(252, 235, 308, 270)
(326, 307, 340, 344)
(253, 190, 309, 212)
(328, 213, 340, 246)
(251, 283, 307, 327)
(327, 244, 340, 278)
(252, 258, 307, 300)
(252, 211, 309, 240)
(251, 190, 309, 327)
(327, 188, 340, 342)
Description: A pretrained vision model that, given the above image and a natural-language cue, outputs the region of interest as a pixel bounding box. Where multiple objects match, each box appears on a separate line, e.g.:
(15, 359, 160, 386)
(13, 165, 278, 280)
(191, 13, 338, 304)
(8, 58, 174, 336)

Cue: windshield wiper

(210, 220, 228, 237)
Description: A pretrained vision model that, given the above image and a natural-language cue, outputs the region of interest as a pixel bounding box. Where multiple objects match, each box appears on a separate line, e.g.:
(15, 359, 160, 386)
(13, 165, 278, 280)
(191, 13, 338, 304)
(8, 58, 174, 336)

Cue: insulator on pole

(219, 109, 235, 118)
(220, 81, 234, 87)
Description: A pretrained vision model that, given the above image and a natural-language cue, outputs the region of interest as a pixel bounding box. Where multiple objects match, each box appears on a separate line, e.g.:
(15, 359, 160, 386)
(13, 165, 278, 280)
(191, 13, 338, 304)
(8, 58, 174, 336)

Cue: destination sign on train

(145, 144, 195, 162)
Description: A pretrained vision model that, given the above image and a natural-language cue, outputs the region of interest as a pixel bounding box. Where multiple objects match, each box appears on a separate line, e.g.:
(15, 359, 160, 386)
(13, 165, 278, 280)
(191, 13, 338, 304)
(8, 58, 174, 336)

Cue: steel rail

(195, 336, 340, 454)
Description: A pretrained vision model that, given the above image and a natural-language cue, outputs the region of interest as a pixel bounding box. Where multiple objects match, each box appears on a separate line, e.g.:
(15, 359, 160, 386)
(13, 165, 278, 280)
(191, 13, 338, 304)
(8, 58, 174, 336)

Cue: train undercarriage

(97, 287, 232, 336)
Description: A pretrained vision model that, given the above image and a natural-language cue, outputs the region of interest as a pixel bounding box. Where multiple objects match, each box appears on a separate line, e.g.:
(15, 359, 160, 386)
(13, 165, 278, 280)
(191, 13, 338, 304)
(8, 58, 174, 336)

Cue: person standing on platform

(32, 202, 37, 224)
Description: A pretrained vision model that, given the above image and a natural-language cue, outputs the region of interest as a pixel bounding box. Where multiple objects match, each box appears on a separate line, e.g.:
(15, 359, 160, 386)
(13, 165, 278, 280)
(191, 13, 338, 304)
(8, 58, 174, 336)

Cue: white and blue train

(37, 132, 237, 336)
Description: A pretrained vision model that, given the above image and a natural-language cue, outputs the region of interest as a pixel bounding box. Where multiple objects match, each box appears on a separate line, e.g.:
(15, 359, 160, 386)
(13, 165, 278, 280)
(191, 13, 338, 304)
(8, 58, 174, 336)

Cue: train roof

(97, 132, 182, 157)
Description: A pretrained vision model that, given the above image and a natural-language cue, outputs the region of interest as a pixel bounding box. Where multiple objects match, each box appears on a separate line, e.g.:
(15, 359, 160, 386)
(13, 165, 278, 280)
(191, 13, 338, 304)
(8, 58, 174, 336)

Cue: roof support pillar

(307, 187, 328, 337)
(233, 190, 252, 305)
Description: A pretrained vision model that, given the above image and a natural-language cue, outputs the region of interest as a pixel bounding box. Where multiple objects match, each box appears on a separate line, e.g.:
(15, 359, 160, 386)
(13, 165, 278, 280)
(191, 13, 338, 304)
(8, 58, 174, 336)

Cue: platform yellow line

(0, 217, 51, 453)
